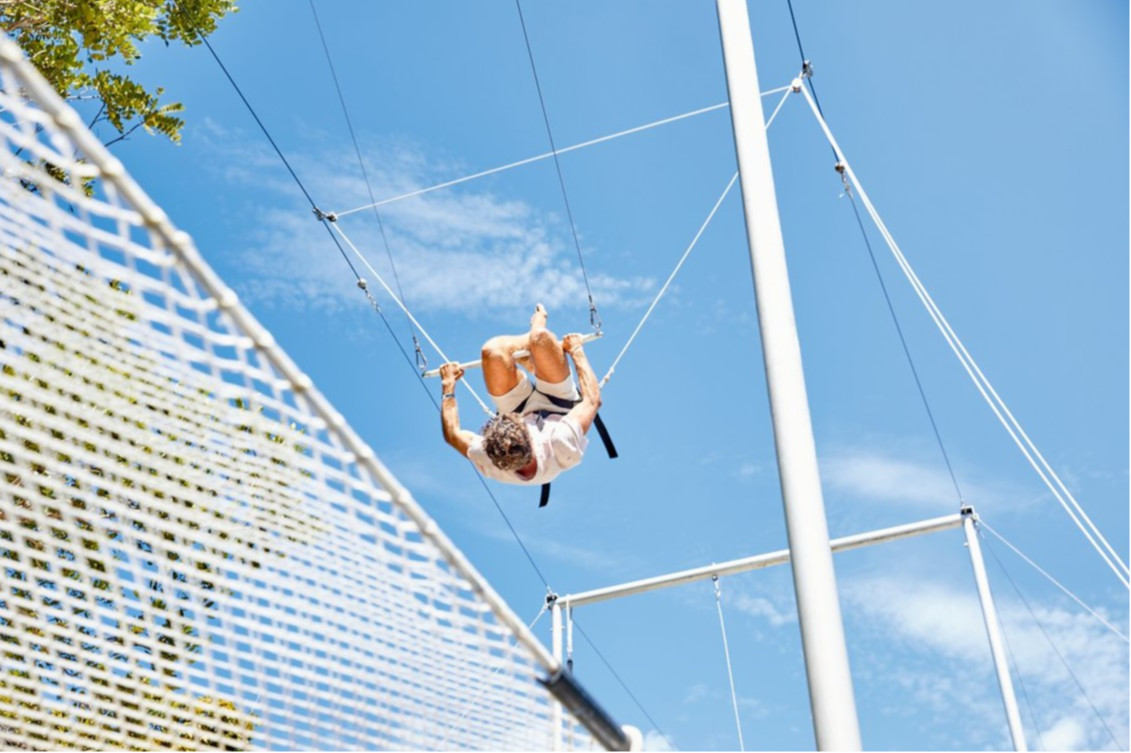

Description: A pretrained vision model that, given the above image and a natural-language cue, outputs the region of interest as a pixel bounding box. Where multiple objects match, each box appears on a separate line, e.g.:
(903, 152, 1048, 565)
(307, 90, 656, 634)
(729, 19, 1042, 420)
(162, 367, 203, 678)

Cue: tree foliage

(1, 0, 238, 145)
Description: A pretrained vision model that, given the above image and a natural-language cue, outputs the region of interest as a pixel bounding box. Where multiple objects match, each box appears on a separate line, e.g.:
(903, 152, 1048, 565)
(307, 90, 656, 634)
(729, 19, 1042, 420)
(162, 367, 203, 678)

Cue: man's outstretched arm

(440, 363, 476, 458)
(563, 333, 602, 434)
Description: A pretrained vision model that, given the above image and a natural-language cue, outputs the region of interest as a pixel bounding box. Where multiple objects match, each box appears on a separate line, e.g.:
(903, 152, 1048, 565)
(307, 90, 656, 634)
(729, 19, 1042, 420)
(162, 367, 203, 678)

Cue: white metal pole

(715, 1, 861, 749)
(551, 600, 563, 752)
(963, 513, 1028, 751)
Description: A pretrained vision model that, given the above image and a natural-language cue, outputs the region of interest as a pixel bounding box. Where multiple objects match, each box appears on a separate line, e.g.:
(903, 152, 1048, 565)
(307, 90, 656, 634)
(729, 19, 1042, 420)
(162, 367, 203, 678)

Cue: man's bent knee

(482, 336, 512, 362)
(528, 327, 559, 352)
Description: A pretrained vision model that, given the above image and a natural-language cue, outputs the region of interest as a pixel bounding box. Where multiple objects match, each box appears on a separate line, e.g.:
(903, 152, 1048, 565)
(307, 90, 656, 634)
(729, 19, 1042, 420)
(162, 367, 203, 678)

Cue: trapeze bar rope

(713, 576, 746, 751)
(329, 220, 494, 414)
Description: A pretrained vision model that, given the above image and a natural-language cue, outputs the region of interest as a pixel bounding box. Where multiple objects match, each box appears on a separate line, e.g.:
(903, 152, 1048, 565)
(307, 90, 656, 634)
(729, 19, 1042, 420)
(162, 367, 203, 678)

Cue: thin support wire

(601, 82, 792, 387)
(333, 88, 788, 218)
(602, 172, 738, 386)
(713, 576, 745, 751)
(840, 171, 964, 504)
(306, 0, 423, 364)
(329, 221, 493, 415)
(573, 620, 675, 750)
(994, 601, 1049, 752)
(780, 0, 964, 508)
(513, 0, 599, 331)
(980, 530, 1127, 751)
(438, 604, 550, 749)
(980, 520, 1129, 643)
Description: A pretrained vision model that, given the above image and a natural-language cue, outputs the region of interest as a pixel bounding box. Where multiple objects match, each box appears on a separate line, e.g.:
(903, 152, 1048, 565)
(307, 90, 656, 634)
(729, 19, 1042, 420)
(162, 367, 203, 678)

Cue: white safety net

(0, 40, 600, 751)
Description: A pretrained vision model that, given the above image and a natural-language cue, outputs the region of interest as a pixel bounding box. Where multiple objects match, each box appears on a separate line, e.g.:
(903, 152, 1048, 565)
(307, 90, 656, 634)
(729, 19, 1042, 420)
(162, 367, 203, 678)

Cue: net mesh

(0, 41, 599, 751)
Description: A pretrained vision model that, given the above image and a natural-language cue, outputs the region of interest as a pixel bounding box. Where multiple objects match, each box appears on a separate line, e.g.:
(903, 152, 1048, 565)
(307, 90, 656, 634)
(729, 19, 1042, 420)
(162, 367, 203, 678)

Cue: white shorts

(491, 371, 580, 415)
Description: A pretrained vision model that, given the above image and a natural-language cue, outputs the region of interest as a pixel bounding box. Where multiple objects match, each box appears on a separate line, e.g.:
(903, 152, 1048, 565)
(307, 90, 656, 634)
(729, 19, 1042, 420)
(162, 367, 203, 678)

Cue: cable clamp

(313, 207, 338, 223)
(801, 59, 814, 79)
(413, 336, 428, 372)
(356, 278, 368, 290)
(960, 504, 975, 518)
(545, 591, 559, 607)
(588, 296, 603, 334)
(834, 162, 851, 194)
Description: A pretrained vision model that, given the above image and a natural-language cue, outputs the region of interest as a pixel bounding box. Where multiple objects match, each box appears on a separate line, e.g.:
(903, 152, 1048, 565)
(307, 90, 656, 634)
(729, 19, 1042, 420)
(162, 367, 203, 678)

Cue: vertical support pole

(551, 599, 563, 752)
(963, 510, 1028, 751)
(714, 1, 861, 749)
(566, 602, 574, 673)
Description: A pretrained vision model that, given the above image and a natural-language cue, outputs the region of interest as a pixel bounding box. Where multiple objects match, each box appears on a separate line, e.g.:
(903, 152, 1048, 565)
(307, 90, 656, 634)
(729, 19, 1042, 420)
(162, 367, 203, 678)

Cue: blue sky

(99, 1, 1127, 750)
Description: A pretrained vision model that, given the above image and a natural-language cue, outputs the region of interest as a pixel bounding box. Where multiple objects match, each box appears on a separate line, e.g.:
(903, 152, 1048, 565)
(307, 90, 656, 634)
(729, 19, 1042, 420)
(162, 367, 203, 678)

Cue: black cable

(573, 620, 675, 750)
(513, 0, 601, 331)
(306, 0, 422, 357)
(991, 589, 1048, 751)
(784, 0, 964, 506)
(843, 188, 964, 503)
(361, 270, 553, 590)
(784, 0, 826, 118)
(981, 531, 1126, 751)
(199, 23, 551, 587)
(202, 21, 665, 738)
(198, 35, 315, 210)
(197, 33, 363, 280)
(785, 0, 839, 165)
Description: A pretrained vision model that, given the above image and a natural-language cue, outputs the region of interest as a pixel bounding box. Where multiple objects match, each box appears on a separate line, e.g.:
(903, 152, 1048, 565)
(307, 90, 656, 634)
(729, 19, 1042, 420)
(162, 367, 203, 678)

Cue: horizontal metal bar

(563, 513, 964, 608)
(422, 332, 602, 378)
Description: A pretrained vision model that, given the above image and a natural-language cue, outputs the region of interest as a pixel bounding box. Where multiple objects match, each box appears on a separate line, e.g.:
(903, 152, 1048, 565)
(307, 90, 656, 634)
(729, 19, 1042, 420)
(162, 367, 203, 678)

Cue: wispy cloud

(469, 512, 631, 573)
(822, 449, 962, 510)
(199, 121, 657, 319)
(728, 592, 796, 627)
(683, 682, 709, 704)
(643, 728, 678, 751)
(844, 573, 1129, 751)
(821, 445, 1029, 514)
(734, 461, 762, 480)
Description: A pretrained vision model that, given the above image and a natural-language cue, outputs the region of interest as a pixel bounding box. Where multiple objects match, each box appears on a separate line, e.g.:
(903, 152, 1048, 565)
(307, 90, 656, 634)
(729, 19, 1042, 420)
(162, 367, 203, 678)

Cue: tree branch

(101, 120, 145, 148)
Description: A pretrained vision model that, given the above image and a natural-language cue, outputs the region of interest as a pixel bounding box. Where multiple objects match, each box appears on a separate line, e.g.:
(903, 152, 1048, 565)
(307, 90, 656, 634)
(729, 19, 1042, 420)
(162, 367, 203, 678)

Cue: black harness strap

(592, 413, 617, 459)
(514, 389, 617, 508)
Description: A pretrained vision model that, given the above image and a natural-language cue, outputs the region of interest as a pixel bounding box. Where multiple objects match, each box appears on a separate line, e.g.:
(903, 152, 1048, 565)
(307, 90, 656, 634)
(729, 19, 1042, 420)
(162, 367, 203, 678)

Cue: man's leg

(527, 304, 571, 384)
(481, 333, 529, 397)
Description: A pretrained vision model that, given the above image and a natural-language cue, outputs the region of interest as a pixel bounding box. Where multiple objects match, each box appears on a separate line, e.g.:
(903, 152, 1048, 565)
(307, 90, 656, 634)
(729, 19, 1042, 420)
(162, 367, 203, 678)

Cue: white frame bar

(555, 510, 1029, 752)
(561, 513, 963, 608)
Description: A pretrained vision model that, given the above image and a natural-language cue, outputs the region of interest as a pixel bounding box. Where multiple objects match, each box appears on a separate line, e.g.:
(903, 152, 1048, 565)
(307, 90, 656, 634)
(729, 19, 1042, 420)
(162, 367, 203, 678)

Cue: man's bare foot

(518, 304, 548, 374)
(530, 303, 548, 330)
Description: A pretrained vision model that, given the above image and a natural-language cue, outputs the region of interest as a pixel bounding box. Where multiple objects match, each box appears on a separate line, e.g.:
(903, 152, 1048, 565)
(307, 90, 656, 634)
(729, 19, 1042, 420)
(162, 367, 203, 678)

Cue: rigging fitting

(313, 207, 338, 223)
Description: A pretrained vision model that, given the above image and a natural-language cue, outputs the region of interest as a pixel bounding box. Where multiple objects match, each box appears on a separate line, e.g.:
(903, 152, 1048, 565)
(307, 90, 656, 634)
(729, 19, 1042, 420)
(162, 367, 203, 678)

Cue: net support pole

(551, 598, 564, 752)
(714, 1, 862, 749)
(962, 509, 1028, 752)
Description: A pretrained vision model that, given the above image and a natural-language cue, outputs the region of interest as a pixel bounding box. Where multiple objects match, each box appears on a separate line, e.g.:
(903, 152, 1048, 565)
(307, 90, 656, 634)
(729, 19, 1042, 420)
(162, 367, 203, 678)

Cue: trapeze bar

(422, 330, 601, 375)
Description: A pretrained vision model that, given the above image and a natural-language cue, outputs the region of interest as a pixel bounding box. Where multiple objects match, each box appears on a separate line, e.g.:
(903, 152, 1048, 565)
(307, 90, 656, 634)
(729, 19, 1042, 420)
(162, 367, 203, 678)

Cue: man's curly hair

(481, 413, 533, 471)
